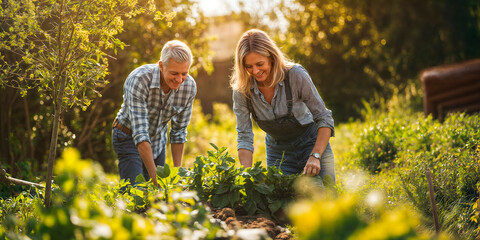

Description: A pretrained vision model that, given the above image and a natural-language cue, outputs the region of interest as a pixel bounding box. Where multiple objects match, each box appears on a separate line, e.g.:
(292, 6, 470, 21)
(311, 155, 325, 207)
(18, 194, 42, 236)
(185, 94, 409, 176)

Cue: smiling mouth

(170, 79, 182, 85)
(255, 72, 265, 78)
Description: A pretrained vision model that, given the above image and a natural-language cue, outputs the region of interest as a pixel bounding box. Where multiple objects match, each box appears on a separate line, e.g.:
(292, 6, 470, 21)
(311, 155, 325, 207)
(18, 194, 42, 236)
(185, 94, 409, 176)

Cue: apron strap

(283, 71, 293, 116)
(246, 76, 258, 120)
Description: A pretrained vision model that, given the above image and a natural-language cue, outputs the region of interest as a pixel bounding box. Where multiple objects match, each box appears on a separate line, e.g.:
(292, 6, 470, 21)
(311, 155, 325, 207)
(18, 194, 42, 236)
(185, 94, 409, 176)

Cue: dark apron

(246, 72, 313, 142)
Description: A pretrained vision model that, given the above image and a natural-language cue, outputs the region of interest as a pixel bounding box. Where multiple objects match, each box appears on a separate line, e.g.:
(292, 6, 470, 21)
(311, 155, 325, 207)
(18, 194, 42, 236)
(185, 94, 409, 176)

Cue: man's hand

(137, 141, 158, 186)
(303, 156, 321, 176)
(171, 143, 184, 167)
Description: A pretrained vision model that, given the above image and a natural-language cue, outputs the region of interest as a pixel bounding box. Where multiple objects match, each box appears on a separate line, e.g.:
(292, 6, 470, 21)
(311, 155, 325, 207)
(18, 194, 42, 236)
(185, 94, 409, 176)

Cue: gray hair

(160, 40, 193, 66)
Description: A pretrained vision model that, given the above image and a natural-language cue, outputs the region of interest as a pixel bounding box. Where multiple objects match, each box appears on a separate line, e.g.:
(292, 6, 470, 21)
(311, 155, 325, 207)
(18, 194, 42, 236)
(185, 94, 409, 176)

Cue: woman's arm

(238, 148, 253, 168)
(303, 127, 331, 176)
(232, 90, 255, 166)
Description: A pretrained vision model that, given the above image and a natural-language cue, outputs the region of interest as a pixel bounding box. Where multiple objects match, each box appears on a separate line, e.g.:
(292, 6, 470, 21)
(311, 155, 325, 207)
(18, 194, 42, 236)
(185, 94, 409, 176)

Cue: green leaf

(211, 194, 229, 208)
(209, 142, 218, 150)
(245, 200, 257, 215)
(135, 174, 145, 183)
(156, 164, 170, 178)
(323, 175, 335, 188)
(133, 194, 145, 207)
(217, 164, 231, 171)
(228, 191, 240, 206)
(254, 183, 273, 194)
(268, 201, 283, 214)
(215, 183, 230, 194)
(252, 192, 262, 203)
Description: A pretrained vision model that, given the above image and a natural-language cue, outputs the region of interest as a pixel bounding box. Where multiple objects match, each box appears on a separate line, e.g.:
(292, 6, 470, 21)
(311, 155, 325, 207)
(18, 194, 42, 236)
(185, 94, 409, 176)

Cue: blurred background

(1, 0, 479, 177)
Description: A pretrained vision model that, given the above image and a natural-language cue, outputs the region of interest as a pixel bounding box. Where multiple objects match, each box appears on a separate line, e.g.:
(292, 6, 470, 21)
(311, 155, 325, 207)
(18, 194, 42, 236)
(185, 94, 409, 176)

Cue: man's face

(159, 60, 190, 91)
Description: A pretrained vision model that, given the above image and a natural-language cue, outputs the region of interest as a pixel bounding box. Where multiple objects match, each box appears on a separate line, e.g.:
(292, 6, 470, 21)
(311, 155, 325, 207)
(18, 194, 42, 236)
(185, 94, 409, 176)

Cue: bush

(344, 91, 480, 238)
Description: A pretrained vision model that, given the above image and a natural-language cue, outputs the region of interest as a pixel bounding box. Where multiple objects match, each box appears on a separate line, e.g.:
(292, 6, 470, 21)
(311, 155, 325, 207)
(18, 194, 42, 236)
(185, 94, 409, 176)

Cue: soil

(212, 207, 295, 240)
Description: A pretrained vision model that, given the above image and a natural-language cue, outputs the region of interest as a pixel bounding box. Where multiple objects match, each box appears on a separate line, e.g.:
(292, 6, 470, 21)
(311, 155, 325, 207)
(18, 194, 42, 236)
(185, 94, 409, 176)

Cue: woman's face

(244, 52, 273, 85)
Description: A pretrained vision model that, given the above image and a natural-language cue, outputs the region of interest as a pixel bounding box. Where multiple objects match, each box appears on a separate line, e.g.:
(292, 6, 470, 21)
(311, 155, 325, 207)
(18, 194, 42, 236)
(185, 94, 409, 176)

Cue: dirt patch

(213, 208, 295, 239)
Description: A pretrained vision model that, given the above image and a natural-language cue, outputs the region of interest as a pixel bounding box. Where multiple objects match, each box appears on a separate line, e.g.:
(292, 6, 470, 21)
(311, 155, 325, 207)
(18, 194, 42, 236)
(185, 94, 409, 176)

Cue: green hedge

(351, 109, 480, 238)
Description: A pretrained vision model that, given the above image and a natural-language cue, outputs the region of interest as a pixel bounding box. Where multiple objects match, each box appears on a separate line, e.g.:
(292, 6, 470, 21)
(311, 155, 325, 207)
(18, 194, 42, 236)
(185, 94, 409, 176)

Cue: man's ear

(158, 61, 163, 70)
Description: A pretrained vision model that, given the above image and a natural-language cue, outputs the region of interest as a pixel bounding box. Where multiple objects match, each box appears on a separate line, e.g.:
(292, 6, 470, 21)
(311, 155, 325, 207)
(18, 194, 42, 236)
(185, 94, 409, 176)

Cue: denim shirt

(233, 64, 334, 152)
(116, 64, 196, 159)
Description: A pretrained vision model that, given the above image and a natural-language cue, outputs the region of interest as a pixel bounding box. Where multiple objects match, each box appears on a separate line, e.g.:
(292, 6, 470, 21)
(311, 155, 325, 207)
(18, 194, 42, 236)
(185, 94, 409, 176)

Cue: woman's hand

(238, 149, 253, 168)
(303, 156, 321, 176)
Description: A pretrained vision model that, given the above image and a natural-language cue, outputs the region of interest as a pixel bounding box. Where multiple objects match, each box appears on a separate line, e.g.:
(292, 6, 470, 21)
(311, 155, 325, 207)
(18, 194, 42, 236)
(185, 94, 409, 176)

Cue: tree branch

(0, 168, 44, 189)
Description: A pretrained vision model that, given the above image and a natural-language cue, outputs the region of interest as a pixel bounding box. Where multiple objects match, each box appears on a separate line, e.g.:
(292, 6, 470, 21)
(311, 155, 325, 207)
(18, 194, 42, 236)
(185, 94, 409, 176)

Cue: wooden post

(426, 168, 440, 234)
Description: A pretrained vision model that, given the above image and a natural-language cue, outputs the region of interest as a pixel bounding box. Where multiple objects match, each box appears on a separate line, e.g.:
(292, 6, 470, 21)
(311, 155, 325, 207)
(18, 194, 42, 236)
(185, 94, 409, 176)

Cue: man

(112, 40, 196, 186)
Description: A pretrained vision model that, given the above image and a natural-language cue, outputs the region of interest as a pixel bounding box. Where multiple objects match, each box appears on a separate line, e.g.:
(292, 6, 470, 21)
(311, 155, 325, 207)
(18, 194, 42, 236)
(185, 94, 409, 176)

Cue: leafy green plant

(340, 90, 480, 239)
(0, 148, 227, 239)
(288, 190, 451, 240)
(180, 143, 243, 209)
(241, 161, 272, 215)
(355, 117, 404, 174)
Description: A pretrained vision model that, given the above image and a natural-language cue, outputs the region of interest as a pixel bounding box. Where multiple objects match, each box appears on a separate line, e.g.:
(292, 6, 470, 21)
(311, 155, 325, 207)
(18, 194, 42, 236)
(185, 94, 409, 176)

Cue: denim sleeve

(293, 65, 335, 137)
(124, 73, 151, 146)
(232, 90, 255, 152)
(170, 83, 196, 144)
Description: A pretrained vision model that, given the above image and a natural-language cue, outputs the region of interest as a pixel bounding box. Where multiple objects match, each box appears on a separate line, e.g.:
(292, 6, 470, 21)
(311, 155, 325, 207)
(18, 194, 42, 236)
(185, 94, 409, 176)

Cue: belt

(113, 119, 132, 135)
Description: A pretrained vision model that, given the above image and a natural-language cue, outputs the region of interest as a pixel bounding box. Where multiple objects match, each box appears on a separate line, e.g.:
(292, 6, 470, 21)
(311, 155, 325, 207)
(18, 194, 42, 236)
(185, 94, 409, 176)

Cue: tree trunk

(23, 97, 35, 161)
(44, 78, 66, 207)
(7, 90, 18, 174)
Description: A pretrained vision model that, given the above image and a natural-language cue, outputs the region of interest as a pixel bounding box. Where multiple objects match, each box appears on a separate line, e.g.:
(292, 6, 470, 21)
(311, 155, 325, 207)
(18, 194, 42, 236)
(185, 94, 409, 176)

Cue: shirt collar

(250, 78, 284, 95)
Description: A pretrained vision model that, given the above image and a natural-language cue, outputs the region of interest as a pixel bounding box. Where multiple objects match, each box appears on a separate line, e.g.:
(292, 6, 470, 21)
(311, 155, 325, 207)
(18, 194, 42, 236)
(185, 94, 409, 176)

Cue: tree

(240, 0, 480, 121)
(0, 0, 174, 207)
(67, 0, 213, 172)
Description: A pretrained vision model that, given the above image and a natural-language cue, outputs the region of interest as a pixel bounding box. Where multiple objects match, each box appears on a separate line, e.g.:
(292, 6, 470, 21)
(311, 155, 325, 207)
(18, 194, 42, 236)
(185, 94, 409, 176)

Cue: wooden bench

(420, 58, 480, 122)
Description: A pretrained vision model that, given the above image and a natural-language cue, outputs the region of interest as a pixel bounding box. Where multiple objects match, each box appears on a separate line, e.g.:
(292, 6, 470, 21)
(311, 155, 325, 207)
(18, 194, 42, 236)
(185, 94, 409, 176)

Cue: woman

(230, 29, 335, 182)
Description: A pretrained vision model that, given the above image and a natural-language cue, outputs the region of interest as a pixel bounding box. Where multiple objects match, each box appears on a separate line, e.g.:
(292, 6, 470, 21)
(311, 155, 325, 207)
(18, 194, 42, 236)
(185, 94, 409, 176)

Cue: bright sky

(197, 0, 241, 16)
(196, 0, 292, 32)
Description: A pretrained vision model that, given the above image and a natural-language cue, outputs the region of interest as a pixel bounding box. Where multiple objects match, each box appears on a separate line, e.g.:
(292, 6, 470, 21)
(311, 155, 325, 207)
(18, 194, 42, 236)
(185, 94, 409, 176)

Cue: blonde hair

(230, 29, 293, 97)
(160, 40, 193, 67)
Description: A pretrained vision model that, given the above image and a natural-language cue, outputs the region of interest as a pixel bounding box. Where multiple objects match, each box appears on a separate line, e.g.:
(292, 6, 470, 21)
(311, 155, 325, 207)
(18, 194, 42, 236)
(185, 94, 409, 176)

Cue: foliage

(336, 87, 480, 239)
(288, 187, 451, 240)
(179, 143, 244, 209)
(70, 0, 214, 171)
(0, 0, 167, 110)
(0, 0, 175, 206)
(355, 117, 401, 174)
(241, 161, 298, 217)
(0, 148, 225, 239)
(180, 143, 324, 220)
(2, 110, 478, 239)
(244, 0, 480, 121)
(0, 0, 214, 180)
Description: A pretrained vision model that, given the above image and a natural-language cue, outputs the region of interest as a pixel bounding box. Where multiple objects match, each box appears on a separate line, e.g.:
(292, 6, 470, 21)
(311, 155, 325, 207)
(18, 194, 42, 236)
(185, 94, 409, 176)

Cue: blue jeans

(265, 124, 336, 183)
(112, 128, 166, 185)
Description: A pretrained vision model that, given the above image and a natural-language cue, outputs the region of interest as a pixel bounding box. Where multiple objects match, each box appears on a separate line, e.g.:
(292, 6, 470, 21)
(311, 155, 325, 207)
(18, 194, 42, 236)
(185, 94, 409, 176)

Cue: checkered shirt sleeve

(169, 76, 197, 144)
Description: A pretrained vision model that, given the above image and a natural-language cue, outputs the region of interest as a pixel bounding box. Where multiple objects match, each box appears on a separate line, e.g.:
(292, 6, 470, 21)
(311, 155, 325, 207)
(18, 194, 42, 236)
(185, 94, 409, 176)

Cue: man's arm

(171, 143, 184, 167)
(137, 141, 158, 186)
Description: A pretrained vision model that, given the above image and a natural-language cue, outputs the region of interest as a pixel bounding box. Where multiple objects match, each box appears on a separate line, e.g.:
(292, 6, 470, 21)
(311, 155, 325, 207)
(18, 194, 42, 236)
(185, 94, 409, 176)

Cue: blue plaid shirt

(115, 63, 196, 159)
